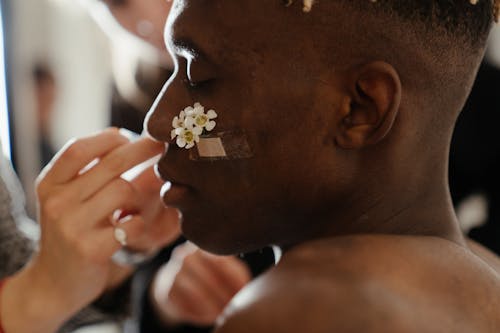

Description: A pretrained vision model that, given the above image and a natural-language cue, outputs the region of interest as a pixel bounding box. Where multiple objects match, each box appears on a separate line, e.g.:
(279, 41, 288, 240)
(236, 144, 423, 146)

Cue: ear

(335, 61, 401, 149)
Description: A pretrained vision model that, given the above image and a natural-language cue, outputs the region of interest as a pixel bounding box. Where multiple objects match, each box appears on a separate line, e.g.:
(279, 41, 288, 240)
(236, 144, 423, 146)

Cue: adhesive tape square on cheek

(170, 102, 254, 161)
(189, 130, 254, 161)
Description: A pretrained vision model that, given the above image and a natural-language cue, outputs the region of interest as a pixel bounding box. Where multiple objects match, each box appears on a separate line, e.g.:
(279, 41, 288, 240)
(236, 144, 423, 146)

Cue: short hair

(289, 0, 498, 48)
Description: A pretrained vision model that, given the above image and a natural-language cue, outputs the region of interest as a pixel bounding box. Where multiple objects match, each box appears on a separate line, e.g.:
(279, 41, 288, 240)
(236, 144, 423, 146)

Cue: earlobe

(336, 61, 402, 149)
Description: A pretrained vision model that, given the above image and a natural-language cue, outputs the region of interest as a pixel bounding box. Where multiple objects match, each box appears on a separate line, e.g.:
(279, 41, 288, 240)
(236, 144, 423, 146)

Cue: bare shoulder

(214, 235, 500, 333)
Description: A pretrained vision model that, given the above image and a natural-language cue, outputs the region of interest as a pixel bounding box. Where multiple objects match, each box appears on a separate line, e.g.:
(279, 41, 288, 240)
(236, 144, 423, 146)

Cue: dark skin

(146, 0, 500, 331)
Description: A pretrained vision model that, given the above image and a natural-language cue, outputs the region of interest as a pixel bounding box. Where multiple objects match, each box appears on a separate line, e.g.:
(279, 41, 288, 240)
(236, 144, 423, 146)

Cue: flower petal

(186, 142, 195, 149)
(172, 116, 179, 128)
(171, 129, 177, 140)
(192, 126, 203, 135)
(207, 110, 217, 119)
(185, 116, 195, 128)
(176, 136, 186, 148)
(205, 121, 216, 131)
(193, 103, 204, 114)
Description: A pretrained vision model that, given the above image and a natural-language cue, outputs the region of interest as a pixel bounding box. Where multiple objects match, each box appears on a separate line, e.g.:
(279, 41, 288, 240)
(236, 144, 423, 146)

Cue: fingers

(197, 252, 252, 294)
(38, 128, 128, 187)
(122, 206, 181, 252)
(153, 243, 252, 326)
(71, 137, 164, 201)
(126, 166, 182, 250)
(91, 215, 148, 260)
(129, 165, 164, 197)
(171, 244, 251, 297)
(37, 129, 164, 205)
(182, 253, 236, 307)
(32, 128, 170, 309)
(168, 268, 225, 325)
(74, 178, 137, 225)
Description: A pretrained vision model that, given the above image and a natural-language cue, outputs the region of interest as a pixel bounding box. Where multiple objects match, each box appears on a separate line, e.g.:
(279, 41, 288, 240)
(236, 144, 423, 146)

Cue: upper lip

(155, 155, 190, 188)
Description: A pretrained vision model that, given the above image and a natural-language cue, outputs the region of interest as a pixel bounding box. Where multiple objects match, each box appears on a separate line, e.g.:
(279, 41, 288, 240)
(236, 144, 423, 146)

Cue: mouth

(154, 155, 194, 207)
(154, 157, 190, 186)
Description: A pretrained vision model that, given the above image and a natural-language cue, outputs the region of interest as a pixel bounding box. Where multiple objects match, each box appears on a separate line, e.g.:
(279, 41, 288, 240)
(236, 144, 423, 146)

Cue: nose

(145, 74, 188, 143)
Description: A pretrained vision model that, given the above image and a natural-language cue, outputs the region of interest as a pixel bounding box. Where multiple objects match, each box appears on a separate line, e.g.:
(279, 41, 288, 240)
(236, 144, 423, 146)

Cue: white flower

(171, 102, 218, 149)
(175, 126, 202, 149)
(195, 109, 217, 131)
(171, 110, 186, 140)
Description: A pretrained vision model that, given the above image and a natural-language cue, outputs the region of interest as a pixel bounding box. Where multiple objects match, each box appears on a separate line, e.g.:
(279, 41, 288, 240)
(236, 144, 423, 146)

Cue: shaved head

(286, 0, 497, 135)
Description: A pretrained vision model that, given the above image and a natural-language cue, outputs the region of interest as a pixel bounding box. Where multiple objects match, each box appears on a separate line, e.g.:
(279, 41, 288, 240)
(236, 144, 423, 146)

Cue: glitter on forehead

(283, 0, 315, 13)
(283, 0, 500, 22)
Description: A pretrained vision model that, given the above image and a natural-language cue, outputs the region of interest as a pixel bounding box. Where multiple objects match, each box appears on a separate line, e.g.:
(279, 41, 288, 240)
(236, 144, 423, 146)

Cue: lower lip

(160, 181, 191, 207)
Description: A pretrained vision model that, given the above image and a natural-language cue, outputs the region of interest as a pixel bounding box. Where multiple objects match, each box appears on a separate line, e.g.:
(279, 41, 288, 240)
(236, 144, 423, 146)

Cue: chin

(179, 211, 266, 255)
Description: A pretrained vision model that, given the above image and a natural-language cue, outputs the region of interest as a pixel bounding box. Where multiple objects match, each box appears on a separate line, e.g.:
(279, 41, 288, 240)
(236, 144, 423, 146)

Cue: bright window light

(0, 4, 9, 160)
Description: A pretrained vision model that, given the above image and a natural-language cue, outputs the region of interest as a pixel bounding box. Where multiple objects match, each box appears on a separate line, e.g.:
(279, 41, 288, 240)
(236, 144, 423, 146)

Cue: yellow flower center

(196, 114, 208, 126)
(184, 130, 194, 142)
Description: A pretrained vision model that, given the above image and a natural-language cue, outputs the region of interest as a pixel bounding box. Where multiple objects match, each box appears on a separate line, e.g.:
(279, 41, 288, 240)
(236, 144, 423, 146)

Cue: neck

(290, 142, 465, 249)
(337, 179, 465, 245)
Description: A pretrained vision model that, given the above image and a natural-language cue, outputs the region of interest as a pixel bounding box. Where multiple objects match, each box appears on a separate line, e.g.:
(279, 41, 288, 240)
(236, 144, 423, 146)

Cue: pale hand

(151, 242, 252, 327)
(1, 128, 180, 333)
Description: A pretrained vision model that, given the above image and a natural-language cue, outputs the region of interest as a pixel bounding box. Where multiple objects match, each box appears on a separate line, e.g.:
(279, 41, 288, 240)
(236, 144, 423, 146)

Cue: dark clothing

(449, 61, 500, 255)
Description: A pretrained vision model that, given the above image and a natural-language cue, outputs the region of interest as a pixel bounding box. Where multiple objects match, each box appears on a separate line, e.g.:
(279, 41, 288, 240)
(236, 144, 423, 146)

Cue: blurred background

(0, 0, 170, 217)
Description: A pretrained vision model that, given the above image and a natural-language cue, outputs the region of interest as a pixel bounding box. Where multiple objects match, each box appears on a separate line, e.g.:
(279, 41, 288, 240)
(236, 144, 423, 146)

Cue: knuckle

(102, 153, 127, 175)
(35, 179, 49, 199)
(63, 140, 88, 161)
(42, 197, 65, 221)
(113, 178, 135, 198)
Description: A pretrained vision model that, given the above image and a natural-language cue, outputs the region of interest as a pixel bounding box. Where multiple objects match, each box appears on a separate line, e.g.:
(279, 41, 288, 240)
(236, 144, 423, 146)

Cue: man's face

(147, 0, 350, 254)
(102, 0, 173, 51)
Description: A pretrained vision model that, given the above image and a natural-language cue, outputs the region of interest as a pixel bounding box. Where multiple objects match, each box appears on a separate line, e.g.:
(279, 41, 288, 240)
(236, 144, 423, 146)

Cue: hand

(125, 164, 181, 253)
(106, 164, 182, 289)
(151, 242, 252, 327)
(1, 128, 177, 333)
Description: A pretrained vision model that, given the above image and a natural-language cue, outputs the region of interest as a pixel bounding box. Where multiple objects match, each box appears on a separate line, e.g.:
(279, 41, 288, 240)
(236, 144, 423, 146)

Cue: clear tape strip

(189, 130, 254, 161)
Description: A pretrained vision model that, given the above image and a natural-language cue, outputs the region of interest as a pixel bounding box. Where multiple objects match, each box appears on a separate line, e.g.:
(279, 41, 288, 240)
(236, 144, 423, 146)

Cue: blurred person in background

(33, 63, 57, 168)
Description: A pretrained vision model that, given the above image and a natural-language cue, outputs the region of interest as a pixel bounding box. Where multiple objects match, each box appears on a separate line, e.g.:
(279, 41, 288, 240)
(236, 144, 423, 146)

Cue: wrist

(1, 262, 74, 333)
